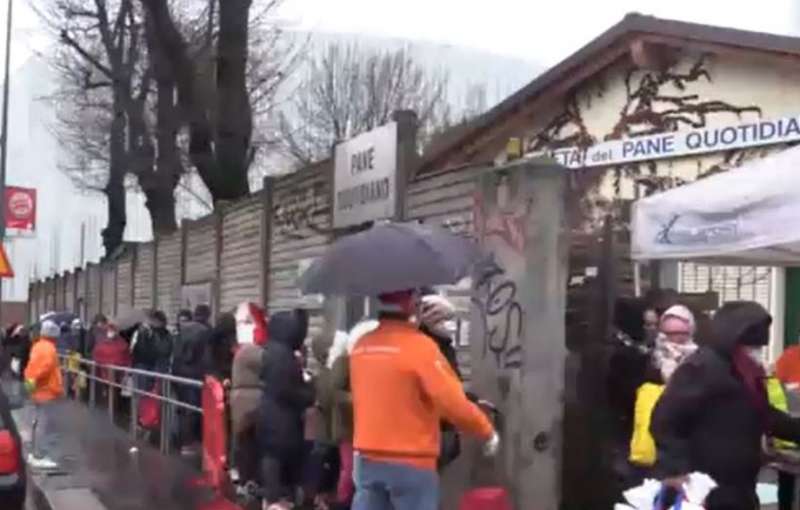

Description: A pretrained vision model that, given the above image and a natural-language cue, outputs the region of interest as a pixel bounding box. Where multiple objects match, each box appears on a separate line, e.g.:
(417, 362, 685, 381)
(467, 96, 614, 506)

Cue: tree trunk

(102, 91, 128, 257)
(213, 0, 252, 201)
(140, 0, 252, 204)
(142, 183, 177, 234)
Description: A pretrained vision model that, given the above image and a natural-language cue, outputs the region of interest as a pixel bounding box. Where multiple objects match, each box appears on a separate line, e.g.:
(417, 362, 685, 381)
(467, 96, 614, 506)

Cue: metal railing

(58, 354, 204, 455)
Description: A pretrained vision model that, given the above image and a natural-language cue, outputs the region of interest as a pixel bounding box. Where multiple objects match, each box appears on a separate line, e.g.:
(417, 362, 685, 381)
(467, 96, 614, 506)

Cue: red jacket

(93, 337, 132, 382)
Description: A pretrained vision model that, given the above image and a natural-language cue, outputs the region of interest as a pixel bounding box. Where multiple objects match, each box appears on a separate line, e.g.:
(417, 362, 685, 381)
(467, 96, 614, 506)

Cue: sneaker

(27, 454, 58, 470)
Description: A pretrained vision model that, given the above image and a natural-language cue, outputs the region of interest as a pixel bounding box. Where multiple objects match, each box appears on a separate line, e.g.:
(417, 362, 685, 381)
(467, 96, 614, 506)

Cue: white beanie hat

(40, 320, 60, 339)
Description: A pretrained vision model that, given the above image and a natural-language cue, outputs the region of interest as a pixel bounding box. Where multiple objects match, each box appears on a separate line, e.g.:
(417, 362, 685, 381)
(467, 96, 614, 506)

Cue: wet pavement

(15, 400, 213, 510)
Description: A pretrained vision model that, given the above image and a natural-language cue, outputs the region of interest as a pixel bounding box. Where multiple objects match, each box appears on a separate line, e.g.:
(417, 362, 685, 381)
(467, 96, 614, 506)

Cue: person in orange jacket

(350, 290, 499, 510)
(24, 320, 65, 470)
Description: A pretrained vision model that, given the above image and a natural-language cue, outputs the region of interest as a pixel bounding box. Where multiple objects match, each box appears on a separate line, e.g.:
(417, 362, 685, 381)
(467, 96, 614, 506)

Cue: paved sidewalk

(15, 399, 212, 510)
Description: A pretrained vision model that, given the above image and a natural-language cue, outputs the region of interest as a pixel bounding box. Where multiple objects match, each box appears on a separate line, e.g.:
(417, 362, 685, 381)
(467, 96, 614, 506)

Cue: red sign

(5, 186, 36, 232)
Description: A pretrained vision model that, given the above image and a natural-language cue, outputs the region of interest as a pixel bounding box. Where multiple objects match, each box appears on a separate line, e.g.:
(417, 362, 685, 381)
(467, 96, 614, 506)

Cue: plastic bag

(617, 473, 716, 510)
(138, 385, 161, 430)
(629, 383, 665, 466)
(121, 374, 134, 398)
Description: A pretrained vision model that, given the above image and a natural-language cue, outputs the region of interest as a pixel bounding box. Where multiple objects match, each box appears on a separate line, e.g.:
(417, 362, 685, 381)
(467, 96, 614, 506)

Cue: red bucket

(458, 487, 513, 510)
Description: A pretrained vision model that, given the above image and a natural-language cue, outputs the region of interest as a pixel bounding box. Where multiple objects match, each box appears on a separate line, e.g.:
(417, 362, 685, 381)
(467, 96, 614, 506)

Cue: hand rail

(57, 353, 205, 455)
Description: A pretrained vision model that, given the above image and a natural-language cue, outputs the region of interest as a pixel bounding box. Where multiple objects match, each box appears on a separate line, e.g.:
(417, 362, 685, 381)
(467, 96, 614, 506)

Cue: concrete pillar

(469, 159, 569, 509)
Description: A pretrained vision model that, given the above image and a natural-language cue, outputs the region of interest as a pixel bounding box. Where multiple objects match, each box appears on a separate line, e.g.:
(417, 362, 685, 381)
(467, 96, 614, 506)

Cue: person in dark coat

(203, 313, 237, 381)
(651, 301, 800, 508)
(1, 325, 31, 381)
(132, 310, 173, 389)
(258, 308, 314, 506)
(172, 306, 211, 452)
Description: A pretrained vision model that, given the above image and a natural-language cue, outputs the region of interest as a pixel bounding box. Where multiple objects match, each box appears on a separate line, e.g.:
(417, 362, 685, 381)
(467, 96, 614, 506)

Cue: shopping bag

(121, 374, 134, 398)
(458, 487, 512, 510)
(629, 383, 665, 466)
(138, 385, 161, 430)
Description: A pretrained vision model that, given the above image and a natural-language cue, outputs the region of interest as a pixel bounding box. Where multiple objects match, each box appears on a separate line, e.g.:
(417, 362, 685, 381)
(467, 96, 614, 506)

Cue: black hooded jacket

(258, 309, 314, 456)
(651, 301, 800, 489)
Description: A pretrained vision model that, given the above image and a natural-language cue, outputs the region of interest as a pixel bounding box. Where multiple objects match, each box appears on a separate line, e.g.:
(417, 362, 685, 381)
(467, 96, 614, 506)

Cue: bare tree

(37, 0, 145, 255)
(278, 42, 452, 167)
(40, 0, 295, 253)
(139, 0, 258, 204)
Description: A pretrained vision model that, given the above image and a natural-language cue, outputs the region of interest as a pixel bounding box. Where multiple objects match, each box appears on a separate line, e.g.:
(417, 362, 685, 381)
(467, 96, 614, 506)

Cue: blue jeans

(352, 454, 439, 510)
(32, 400, 63, 460)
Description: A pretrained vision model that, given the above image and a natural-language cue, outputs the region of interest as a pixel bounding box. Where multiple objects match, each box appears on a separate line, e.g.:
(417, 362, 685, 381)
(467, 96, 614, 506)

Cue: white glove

(483, 432, 500, 457)
(302, 369, 313, 383)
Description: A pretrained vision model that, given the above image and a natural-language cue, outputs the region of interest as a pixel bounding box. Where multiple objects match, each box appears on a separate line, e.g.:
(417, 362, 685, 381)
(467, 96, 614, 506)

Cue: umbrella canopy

(299, 222, 482, 296)
(39, 311, 77, 328)
(114, 309, 150, 332)
(632, 144, 800, 265)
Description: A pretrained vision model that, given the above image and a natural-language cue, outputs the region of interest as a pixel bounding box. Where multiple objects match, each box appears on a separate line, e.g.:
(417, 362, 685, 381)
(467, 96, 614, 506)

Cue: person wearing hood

(24, 320, 65, 470)
(230, 302, 268, 485)
(258, 308, 315, 508)
(651, 301, 800, 508)
(350, 290, 497, 510)
(203, 313, 238, 381)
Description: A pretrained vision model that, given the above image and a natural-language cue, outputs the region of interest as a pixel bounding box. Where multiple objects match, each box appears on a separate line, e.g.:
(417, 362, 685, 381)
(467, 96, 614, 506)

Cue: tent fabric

(631, 144, 800, 265)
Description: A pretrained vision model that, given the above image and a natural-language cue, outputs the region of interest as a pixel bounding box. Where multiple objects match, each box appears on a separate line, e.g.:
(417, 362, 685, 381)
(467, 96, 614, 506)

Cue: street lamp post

(0, 0, 14, 322)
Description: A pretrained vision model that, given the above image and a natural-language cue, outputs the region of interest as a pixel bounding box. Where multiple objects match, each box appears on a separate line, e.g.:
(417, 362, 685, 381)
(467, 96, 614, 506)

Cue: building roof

(418, 13, 800, 174)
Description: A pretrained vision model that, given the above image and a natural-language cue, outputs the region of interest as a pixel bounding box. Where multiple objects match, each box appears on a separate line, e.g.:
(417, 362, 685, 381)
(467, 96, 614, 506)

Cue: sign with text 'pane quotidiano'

(333, 122, 398, 228)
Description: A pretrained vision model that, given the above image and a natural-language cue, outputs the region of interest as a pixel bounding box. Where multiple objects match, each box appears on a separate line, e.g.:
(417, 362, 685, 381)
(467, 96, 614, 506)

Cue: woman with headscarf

(651, 301, 800, 509)
(628, 305, 698, 479)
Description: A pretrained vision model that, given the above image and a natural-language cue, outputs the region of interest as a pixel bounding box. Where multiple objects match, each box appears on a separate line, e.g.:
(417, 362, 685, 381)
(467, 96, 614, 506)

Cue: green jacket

(330, 354, 354, 442)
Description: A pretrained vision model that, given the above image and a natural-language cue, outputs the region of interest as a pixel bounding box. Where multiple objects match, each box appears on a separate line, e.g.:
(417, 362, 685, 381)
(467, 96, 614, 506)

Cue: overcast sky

(276, 0, 798, 65)
(1, 0, 796, 87)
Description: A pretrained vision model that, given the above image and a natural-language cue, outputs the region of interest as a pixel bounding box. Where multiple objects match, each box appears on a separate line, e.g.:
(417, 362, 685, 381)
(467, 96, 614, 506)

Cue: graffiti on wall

(472, 191, 528, 374)
(272, 181, 331, 239)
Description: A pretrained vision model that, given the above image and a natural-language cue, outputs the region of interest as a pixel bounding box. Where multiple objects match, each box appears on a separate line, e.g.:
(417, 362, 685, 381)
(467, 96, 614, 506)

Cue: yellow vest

(629, 382, 665, 466)
(767, 377, 797, 450)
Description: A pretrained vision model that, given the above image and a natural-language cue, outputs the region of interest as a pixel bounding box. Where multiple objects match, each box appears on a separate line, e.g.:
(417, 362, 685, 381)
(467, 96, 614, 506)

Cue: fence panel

(220, 196, 262, 312)
(76, 269, 87, 322)
(185, 217, 218, 286)
(134, 243, 155, 310)
(155, 233, 182, 323)
(64, 271, 76, 315)
(117, 252, 134, 316)
(268, 164, 332, 317)
(101, 264, 115, 317)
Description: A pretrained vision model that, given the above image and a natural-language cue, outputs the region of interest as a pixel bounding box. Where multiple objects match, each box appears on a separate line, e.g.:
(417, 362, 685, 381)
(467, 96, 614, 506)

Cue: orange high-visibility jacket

(351, 319, 493, 470)
(24, 337, 64, 403)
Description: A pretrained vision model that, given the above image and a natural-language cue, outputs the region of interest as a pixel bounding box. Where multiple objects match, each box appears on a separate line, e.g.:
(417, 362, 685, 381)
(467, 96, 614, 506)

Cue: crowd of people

(0, 288, 498, 510)
(608, 290, 800, 510)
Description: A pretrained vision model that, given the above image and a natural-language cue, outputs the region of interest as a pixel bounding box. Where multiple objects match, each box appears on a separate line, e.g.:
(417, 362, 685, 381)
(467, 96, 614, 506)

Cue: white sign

(334, 122, 398, 228)
(531, 114, 800, 168)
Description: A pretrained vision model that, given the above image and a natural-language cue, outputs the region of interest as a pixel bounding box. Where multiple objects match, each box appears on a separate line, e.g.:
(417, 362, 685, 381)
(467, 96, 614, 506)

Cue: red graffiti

(474, 192, 527, 254)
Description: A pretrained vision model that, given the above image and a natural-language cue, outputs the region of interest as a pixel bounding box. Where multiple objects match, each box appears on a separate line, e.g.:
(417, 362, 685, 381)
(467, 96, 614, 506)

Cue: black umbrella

(39, 311, 77, 328)
(298, 222, 482, 296)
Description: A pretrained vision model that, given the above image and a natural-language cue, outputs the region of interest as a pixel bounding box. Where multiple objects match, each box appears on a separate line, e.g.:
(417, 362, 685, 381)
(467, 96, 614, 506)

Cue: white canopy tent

(632, 144, 800, 266)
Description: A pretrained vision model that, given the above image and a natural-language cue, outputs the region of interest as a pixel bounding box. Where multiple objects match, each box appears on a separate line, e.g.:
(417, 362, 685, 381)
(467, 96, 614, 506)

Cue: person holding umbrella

(350, 290, 499, 510)
(299, 222, 498, 510)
